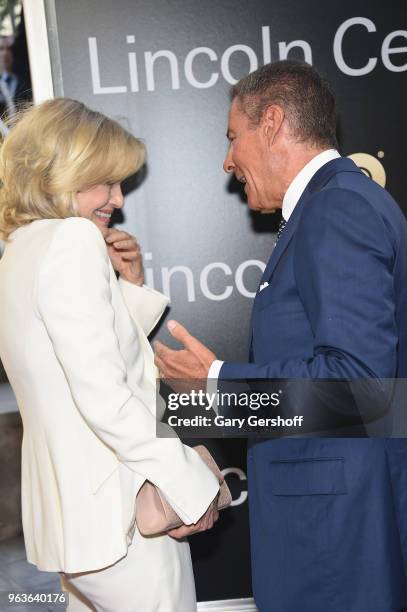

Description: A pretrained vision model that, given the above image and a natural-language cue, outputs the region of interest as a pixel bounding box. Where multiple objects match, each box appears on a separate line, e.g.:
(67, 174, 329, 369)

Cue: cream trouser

(60, 527, 197, 612)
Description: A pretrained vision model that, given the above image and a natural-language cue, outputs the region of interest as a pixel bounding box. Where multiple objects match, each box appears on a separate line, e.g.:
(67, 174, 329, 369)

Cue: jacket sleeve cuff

(118, 278, 169, 335)
(157, 447, 220, 524)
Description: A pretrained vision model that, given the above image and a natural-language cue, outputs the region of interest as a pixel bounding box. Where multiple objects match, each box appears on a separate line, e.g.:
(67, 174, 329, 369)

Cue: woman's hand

(104, 228, 144, 286)
(167, 497, 219, 539)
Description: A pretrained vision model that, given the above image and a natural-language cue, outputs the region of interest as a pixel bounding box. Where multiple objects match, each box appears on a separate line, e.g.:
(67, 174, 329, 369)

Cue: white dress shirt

(208, 149, 341, 381)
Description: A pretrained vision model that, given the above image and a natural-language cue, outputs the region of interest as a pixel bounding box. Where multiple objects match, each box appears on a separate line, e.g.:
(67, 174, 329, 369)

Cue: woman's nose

(111, 183, 124, 208)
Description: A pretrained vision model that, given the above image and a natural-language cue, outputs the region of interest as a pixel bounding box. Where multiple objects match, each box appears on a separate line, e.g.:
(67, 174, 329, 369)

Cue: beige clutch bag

(135, 445, 232, 536)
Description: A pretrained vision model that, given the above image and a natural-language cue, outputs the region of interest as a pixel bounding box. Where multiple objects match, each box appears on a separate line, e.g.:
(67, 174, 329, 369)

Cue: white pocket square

(259, 281, 269, 292)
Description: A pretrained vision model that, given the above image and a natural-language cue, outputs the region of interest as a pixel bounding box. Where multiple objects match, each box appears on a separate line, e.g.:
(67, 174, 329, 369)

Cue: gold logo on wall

(347, 153, 386, 187)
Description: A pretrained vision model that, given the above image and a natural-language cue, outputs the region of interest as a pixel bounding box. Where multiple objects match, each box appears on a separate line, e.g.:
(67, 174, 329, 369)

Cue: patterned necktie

(275, 217, 287, 246)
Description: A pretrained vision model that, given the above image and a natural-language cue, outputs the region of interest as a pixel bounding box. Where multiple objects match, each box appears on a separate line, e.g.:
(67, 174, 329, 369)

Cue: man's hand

(154, 320, 217, 382)
(104, 228, 144, 285)
(168, 497, 219, 539)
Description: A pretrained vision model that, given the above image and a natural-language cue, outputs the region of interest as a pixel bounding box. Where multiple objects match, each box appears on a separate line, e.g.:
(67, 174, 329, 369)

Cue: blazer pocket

(255, 290, 304, 315)
(254, 284, 273, 311)
(269, 457, 347, 496)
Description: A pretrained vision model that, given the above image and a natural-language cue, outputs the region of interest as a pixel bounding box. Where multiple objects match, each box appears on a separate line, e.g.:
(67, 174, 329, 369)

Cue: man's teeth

(95, 211, 111, 218)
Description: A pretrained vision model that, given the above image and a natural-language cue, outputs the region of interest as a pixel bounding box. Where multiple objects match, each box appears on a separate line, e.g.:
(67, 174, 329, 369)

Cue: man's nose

(111, 183, 124, 208)
(223, 148, 235, 174)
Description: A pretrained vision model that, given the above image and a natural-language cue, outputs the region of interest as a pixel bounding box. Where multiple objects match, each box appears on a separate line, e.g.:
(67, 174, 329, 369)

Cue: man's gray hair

(230, 60, 338, 149)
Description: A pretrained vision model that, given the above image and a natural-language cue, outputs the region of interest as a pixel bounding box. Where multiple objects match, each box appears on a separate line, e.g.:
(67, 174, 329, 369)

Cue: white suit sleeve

(36, 218, 218, 524)
(118, 278, 169, 336)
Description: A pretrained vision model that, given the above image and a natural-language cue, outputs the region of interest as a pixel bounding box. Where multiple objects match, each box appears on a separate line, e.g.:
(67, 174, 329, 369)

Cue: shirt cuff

(207, 360, 224, 415)
(208, 359, 224, 380)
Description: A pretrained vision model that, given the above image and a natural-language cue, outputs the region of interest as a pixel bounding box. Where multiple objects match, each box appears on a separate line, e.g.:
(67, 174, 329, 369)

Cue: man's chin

(248, 202, 274, 214)
(260, 208, 278, 214)
(248, 200, 280, 214)
(247, 199, 261, 212)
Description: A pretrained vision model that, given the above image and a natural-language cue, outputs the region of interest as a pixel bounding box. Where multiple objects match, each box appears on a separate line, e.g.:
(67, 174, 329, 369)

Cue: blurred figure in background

(0, 29, 31, 133)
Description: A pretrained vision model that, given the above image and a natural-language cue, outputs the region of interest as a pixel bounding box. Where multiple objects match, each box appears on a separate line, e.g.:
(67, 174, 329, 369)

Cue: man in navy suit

(155, 60, 407, 611)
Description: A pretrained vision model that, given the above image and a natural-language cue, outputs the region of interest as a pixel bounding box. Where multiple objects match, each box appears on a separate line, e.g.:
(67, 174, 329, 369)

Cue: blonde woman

(0, 98, 219, 612)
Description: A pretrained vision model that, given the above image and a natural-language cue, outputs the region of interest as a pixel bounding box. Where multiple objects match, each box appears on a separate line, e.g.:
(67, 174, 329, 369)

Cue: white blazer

(0, 217, 218, 573)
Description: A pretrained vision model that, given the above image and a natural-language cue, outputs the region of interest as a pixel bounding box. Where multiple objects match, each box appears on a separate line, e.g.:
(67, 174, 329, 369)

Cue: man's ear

(262, 105, 285, 147)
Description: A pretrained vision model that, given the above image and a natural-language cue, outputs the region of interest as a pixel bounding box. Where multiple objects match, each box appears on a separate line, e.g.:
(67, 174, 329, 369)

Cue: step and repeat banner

(38, 0, 406, 604)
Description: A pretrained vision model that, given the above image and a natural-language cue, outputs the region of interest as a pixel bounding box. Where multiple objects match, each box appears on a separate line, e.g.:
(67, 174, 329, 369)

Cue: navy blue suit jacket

(220, 158, 407, 612)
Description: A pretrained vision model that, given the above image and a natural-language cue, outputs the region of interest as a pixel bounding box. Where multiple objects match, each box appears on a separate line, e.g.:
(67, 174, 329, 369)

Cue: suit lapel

(260, 157, 363, 285)
(260, 185, 310, 283)
(248, 157, 363, 358)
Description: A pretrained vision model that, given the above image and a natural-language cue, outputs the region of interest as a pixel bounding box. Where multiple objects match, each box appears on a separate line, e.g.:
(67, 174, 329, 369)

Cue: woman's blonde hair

(0, 98, 145, 240)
